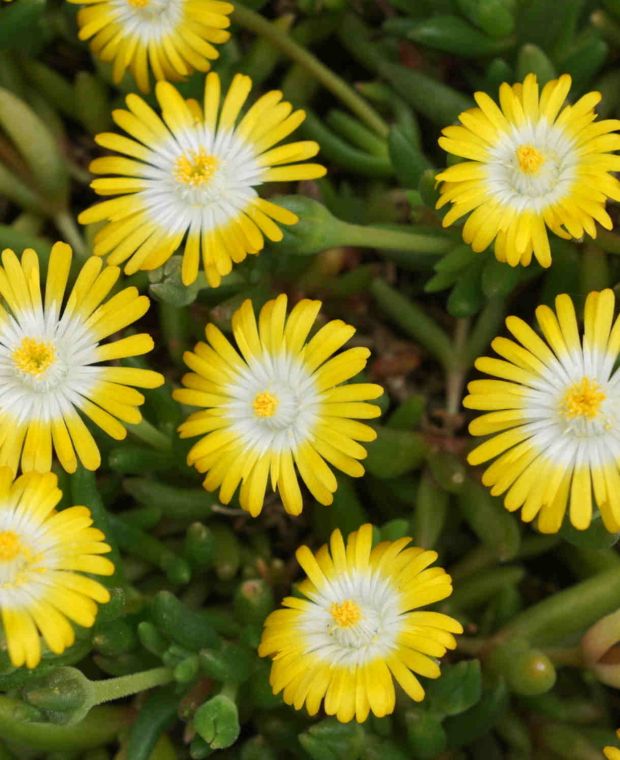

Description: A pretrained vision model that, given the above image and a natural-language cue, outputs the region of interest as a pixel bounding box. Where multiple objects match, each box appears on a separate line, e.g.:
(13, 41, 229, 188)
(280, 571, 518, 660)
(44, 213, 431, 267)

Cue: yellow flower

(0, 469, 113, 668)
(604, 732, 620, 760)
(0, 242, 163, 474)
(173, 294, 383, 517)
(68, 0, 233, 92)
(79, 73, 326, 287)
(464, 289, 620, 534)
(259, 524, 462, 722)
(437, 74, 620, 268)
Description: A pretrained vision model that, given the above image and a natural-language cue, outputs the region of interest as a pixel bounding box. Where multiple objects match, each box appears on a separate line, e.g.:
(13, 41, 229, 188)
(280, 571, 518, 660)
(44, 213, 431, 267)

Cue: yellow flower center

(516, 144, 545, 175)
(12, 338, 55, 376)
(0, 531, 21, 562)
(253, 391, 279, 418)
(562, 378, 606, 420)
(127, 0, 149, 6)
(174, 149, 219, 187)
(330, 599, 362, 628)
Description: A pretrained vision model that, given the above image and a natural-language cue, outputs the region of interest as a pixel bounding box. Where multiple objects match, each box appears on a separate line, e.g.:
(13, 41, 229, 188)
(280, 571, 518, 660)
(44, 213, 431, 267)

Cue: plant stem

(494, 566, 620, 647)
(232, 3, 390, 137)
(343, 221, 452, 253)
(53, 210, 89, 261)
(371, 279, 454, 369)
(127, 419, 172, 452)
(446, 317, 470, 417)
(0, 698, 131, 751)
(91, 667, 173, 705)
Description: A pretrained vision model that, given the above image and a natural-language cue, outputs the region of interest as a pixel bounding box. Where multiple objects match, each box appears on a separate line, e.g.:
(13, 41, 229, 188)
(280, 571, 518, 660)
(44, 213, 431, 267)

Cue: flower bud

(233, 579, 274, 626)
(21, 667, 95, 725)
(582, 608, 620, 687)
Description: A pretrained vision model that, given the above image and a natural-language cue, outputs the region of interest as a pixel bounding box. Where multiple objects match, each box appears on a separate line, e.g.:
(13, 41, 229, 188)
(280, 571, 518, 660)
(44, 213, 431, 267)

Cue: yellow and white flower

(174, 294, 383, 516)
(79, 73, 326, 287)
(0, 469, 113, 668)
(465, 289, 620, 534)
(437, 74, 620, 267)
(259, 524, 462, 723)
(69, 0, 233, 92)
(0, 242, 163, 474)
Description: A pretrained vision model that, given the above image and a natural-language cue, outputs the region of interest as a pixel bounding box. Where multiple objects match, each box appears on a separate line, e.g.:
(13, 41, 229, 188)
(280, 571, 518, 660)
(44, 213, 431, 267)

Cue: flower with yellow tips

(464, 289, 620, 534)
(174, 294, 383, 516)
(0, 242, 163, 474)
(69, 0, 233, 92)
(0, 469, 113, 668)
(259, 524, 462, 723)
(79, 73, 326, 287)
(437, 74, 620, 267)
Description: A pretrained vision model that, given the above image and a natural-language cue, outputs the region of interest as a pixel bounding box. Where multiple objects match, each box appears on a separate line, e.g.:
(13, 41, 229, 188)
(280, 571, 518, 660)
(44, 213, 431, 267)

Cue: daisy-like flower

(436, 73, 620, 268)
(69, 0, 232, 93)
(79, 73, 326, 287)
(464, 289, 620, 534)
(173, 294, 383, 516)
(0, 242, 164, 474)
(259, 524, 462, 723)
(0, 469, 113, 668)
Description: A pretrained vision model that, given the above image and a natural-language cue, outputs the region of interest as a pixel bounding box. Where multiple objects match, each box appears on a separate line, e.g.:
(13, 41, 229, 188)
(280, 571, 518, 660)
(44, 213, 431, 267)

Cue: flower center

(12, 338, 56, 377)
(0, 531, 20, 562)
(174, 149, 219, 187)
(253, 391, 279, 418)
(330, 599, 362, 628)
(561, 378, 606, 420)
(516, 144, 545, 175)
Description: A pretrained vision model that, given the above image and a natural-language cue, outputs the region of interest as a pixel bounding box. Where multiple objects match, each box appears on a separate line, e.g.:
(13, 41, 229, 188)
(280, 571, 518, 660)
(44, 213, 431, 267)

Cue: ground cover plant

(2, 0, 620, 757)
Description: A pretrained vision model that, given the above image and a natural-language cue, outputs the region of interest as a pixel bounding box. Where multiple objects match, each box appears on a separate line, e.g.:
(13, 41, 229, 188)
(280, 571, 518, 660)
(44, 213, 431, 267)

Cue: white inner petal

(298, 568, 404, 667)
(138, 126, 265, 235)
(0, 306, 101, 424)
(225, 351, 322, 454)
(520, 346, 620, 470)
(110, 0, 184, 43)
(0, 510, 59, 610)
(485, 119, 578, 213)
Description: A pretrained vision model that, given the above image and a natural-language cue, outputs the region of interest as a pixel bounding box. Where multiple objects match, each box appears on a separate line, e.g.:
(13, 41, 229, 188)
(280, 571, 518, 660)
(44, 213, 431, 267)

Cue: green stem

(53, 210, 89, 261)
(232, 3, 389, 137)
(494, 566, 620, 646)
(343, 221, 452, 253)
(462, 296, 507, 367)
(91, 667, 173, 705)
(446, 317, 470, 417)
(371, 279, 453, 369)
(596, 228, 620, 254)
(0, 698, 131, 751)
(126, 419, 172, 452)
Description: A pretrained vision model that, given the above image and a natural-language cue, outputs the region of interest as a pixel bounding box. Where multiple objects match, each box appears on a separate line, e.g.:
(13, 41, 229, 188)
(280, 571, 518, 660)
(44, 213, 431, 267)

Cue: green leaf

(364, 426, 427, 479)
(388, 124, 432, 189)
(0, 87, 68, 207)
(444, 677, 509, 747)
(559, 513, 620, 550)
(298, 719, 365, 760)
(427, 660, 482, 717)
(0, 0, 45, 52)
(458, 478, 521, 561)
(404, 710, 448, 759)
